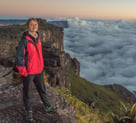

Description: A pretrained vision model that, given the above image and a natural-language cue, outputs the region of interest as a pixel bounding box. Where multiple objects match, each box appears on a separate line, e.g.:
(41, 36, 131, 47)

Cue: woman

(15, 18, 55, 121)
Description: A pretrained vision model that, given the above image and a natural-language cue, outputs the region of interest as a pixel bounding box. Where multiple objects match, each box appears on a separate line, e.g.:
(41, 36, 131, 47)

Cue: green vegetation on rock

(55, 87, 111, 123)
(67, 69, 129, 113)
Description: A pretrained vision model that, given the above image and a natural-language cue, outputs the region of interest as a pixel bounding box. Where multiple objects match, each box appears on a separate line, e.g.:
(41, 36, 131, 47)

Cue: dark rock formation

(104, 84, 136, 103)
(43, 44, 80, 88)
(0, 65, 77, 123)
(0, 18, 80, 88)
(48, 20, 69, 28)
(0, 104, 62, 123)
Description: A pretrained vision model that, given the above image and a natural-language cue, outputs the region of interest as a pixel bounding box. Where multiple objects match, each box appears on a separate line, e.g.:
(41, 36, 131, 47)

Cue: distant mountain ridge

(0, 19, 69, 28)
(104, 84, 136, 103)
(48, 20, 68, 28)
(0, 19, 26, 25)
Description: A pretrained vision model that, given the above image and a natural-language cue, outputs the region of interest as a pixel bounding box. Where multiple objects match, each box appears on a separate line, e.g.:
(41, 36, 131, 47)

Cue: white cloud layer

(64, 17, 136, 91)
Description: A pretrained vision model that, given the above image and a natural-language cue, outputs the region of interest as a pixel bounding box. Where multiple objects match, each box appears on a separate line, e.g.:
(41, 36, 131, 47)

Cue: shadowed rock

(0, 65, 77, 123)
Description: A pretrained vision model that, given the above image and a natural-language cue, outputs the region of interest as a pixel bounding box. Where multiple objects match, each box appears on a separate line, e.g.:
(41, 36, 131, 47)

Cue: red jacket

(15, 31, 44, 76)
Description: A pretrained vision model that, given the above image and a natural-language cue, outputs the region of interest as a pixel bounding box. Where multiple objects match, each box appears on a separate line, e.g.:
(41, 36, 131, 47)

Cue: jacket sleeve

(15, 39, 27, 77)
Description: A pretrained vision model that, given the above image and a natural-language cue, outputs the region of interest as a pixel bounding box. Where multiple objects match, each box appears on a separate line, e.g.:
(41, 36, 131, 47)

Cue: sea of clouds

(62, 17, 136, 91)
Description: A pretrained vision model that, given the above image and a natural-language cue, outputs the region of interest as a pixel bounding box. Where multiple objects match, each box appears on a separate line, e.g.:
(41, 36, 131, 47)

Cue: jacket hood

(21, 31, 39, 44)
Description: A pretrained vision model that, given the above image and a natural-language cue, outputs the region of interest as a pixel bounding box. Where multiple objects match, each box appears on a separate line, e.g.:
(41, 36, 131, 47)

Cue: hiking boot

(26, 110, 33, 121)
(44, 105, 57, 112)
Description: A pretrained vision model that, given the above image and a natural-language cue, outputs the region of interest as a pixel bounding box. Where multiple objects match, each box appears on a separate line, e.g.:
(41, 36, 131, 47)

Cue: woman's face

(28, 20, 38, 33)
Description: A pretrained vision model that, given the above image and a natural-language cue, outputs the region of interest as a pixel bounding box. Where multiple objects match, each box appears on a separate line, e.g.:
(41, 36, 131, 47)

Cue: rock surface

(0, 65, 77, 123)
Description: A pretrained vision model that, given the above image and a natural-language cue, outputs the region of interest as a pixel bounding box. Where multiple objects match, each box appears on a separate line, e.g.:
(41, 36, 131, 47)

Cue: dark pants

(22, 71, 51, 111)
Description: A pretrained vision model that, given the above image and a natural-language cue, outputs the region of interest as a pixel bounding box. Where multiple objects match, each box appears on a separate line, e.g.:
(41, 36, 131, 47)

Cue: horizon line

(0, 16, 136, 21)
